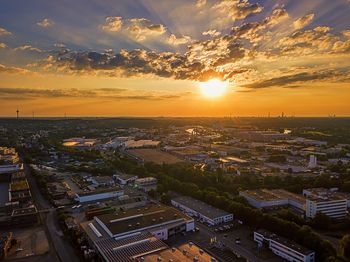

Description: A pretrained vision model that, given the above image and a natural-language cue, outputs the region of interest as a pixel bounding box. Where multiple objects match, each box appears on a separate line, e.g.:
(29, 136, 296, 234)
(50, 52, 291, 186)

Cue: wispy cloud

(37, 18, 54, 28)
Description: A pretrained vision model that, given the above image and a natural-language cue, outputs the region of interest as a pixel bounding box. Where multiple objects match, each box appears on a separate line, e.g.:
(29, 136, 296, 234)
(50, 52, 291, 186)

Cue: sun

(199, 79, 228, 98)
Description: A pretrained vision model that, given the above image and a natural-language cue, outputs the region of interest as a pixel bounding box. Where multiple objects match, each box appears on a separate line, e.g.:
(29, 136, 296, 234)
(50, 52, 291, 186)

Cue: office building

(254, 230, 315, 262)
(303, 188, 348, 219)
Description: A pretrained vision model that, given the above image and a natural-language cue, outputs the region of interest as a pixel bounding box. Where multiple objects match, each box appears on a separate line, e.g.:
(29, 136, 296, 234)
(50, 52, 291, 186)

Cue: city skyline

(1, 0, 350, 117)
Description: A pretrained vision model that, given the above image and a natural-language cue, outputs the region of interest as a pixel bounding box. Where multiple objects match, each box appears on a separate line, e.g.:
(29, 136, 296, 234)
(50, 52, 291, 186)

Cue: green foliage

(340, 234, 350, 259)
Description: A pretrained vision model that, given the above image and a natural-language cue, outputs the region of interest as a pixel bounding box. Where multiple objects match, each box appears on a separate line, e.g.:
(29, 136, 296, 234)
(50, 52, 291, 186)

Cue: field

(127, 148, 183, 165)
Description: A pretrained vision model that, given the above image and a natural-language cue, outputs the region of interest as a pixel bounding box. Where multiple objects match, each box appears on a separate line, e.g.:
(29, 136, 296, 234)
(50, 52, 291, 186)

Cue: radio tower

(16, 109, 19, 119)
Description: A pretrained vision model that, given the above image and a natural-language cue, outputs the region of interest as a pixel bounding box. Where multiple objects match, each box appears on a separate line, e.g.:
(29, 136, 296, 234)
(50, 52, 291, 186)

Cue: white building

(113, 172, 138, 186)
(134, 177, 157, 192)
(239, 189, 306, 212)
(303, 188, 348, 219)
(254, 230, 315, 262)
(75, 188, 124, 203)
(308, 155, 317, 168)
(171, 195, 233, 225)
(82, 204, 194, 241)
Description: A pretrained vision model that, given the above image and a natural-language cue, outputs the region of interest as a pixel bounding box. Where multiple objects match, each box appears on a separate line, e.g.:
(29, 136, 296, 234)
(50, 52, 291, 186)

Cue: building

(62, 138, 99, 149)
(136, 241, 218, 262)
(80, 204, 195, 261)
(75, 187, 124, 203)
(254, 230, 315, 262)
(171, 195, 233, 225)
(308, 155, 317, 168)
(303, 188, 349, 219)
(114, 173, 138, 186)
(239, 189, 306, 212)
(0, 147, 22, 174)
(134, 177, 157, 192)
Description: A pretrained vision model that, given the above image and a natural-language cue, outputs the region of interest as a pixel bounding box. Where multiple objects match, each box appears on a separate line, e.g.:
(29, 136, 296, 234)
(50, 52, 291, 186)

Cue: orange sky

(1, 0, 350, 117)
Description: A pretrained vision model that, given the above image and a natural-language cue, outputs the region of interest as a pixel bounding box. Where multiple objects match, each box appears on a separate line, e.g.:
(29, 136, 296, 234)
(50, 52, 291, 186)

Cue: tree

(311, 212, 332, 230)
(340, 234, 350, 259)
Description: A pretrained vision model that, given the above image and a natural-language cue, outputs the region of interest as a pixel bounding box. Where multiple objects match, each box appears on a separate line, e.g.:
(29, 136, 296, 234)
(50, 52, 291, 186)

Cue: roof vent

(189, 242, 193, 247)
(171, 247, 176, 253)
(152, 218, 156, 222)
(160, 217, 163, 220)
(193, 257, 198, 262)
(128, 224, 132, 227)
(199, 249, 204, 255)
(157, 257, 162, 262)
(183, 249, 187, 256)
(211, 258, 216, 262)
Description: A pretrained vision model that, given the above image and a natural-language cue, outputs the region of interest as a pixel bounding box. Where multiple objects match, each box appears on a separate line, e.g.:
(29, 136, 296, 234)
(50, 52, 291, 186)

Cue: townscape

(0, 117, 349, 262)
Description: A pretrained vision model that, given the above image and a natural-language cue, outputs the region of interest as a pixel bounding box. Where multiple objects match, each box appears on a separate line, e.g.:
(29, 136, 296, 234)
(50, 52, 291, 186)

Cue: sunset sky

(0, 0, 350, 117)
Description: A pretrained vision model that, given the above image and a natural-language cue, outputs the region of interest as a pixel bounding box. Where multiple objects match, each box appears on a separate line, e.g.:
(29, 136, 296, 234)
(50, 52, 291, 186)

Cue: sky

(0, 0, 350, 117)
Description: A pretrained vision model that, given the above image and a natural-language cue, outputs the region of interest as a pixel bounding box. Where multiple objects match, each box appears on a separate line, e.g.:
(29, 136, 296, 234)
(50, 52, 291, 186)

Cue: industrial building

(81, 204, 195, 261)
(171, 195, 233, 225)
(254, 230, 315, 262)
(74, 187, 124, 203)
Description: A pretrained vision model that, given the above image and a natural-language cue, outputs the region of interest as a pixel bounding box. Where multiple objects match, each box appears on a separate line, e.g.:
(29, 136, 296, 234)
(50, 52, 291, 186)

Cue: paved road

(25, 164, 80, 262)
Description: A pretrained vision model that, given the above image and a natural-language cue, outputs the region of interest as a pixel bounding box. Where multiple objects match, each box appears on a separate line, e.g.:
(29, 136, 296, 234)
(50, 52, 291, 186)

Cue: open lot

(127, 148, 183, 164)
(5, 226, 49, 260)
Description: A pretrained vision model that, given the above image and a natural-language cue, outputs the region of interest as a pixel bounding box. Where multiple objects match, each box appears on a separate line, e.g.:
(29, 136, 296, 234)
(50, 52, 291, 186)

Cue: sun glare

(199, 79, 228, 98)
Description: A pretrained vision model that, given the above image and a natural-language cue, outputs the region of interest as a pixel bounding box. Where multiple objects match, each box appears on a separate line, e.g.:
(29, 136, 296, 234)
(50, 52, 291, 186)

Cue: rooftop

(94, 232, 168, 262)
(11, 207, 37, 216)
(95, 204, 192, 237)
(139, 242, 218, 262)
(76, 186, 123, 197)
(303, 188, 350, 201)
(240, 189, 305, 204)
(172, 195, 232, 219)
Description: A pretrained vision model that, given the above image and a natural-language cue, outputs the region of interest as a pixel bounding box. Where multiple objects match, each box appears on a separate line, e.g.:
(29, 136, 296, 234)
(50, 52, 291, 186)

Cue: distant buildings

(62, 138, 99, 149)
(134, 177, 157, 192)
(308, 155, 317, 169)
(171, 195, 233, 225)
(0, 147, 22, 174)
(254, 230, 315, 262)
(303, 188, 349, 219)
(114, 172, 138, 186)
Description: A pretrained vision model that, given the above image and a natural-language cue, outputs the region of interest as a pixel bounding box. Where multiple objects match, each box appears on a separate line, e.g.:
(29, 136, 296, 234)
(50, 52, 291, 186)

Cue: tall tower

(308, 155, 317, 168)
(16, 109, 19, 119)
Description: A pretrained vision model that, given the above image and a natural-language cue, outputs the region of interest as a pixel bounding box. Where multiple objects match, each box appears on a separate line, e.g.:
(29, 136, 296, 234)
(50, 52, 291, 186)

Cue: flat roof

(95, 204, 192, 237)
(256, 229, 314, 256)
(12, 207, 37, 216)
(240, 189, 306, 204)
(139, 242, 218, 262)
(172, 195, 232, 220)
(303, 188, 349, 201)
(77, 186, 123, 197)
(94, 232, 168, 262)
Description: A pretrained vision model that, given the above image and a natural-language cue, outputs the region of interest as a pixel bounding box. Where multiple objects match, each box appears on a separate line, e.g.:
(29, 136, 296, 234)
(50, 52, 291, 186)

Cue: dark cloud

(244, 70, 348, 89)
(0, 87, 184, 101)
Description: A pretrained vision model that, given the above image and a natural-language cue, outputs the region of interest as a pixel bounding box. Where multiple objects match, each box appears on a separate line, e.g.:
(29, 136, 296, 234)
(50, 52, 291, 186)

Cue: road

(25, 164, 80, 262)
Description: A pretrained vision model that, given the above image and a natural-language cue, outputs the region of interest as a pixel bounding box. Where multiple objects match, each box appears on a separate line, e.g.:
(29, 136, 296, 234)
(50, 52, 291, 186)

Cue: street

(25, 164, 80, 262)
